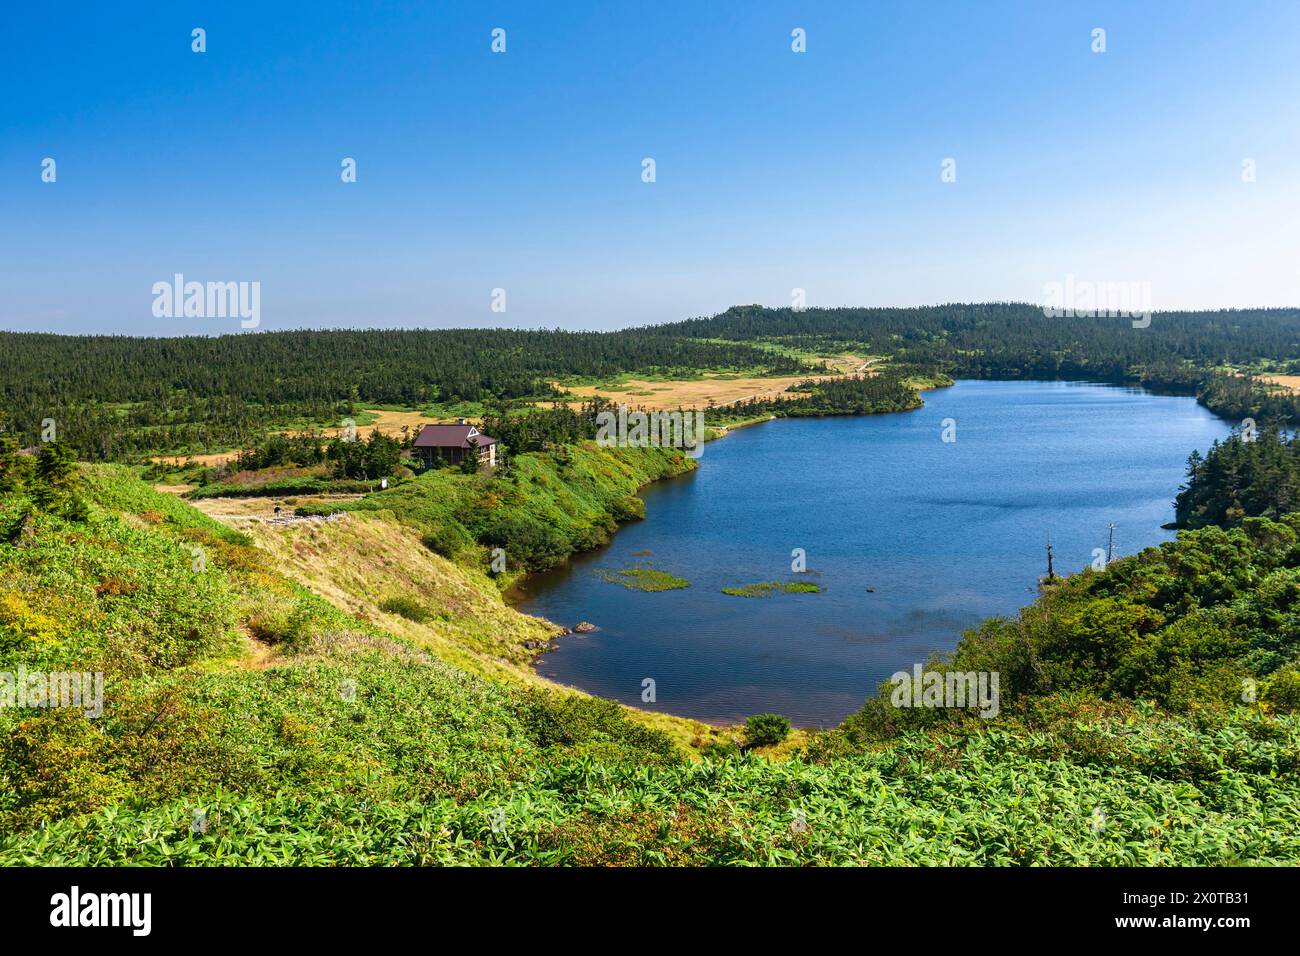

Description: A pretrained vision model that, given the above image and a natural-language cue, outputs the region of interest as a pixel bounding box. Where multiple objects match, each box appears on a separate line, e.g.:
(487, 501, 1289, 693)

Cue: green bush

(609, 495, 645, 522)
(419, 524, 473, 560)
(510, 687, 680, 765)
(378, 596, 430, 623)
(700, 740, 742, 760)
(478, 515, 572, 571)
(1265, 667, 1300, 713)
(942, 518, 1300, 713)
(244, 593, 338, 648)
(743, 713, 791, 747)
(294, 504, 344, 518)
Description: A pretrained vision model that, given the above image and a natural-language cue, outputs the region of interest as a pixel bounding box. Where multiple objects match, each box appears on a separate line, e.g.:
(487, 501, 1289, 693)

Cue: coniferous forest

(4, 304, 1300, 461)
(1176, 427, 1300, 529)
(0, 327, 804, 459)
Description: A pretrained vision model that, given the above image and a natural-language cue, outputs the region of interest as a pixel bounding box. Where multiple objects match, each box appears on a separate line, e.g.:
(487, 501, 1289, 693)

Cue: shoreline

(510, 376, 1218, 727)
(508, 381, 956, 725)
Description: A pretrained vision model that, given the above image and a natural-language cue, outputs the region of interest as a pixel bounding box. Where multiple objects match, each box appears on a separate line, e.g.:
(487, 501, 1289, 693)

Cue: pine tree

(460, 437, 481, 475)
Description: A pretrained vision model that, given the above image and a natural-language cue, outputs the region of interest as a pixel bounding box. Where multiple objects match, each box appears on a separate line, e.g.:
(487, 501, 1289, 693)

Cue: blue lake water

(513, 380, 1233, 727)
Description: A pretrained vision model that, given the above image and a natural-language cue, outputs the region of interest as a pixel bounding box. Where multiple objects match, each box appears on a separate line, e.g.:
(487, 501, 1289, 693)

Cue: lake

(512, 380, 1234, 727)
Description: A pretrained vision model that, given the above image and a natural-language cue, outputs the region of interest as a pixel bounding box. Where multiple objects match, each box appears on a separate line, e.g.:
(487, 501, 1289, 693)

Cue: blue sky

(2, 1, 1299, 335)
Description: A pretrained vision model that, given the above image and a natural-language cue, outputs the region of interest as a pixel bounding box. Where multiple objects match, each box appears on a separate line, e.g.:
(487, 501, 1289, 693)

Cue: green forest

(0, 328, 805, 459)
(5, 303, 1300, 462)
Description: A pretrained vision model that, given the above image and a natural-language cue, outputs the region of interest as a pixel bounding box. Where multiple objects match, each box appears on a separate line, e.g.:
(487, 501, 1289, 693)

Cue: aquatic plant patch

(596, 567, 690, 592)
(721, 581, 821, 598)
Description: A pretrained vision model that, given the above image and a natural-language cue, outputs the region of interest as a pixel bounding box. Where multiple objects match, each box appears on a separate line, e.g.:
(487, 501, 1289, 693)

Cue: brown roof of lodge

(413, 423, 498, 449)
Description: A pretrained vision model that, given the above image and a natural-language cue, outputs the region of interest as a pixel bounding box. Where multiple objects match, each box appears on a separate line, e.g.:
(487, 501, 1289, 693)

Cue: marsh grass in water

(596, 566, 690, 592)
(721, 581, 821, 598)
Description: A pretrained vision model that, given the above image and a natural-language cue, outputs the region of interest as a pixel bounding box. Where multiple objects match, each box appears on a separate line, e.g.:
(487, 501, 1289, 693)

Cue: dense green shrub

(477, 514, 573, 571)
(378, 596, 430, 623)
(0, 510, 239, 671)
(700, 740, 742, 760)
(510, 688, 680, 765)
(1265, 666, 1300, 713)
(7, 705, 1298, 865)
(609, 495, 645, 522)
(936, 517, 1300, 714)
(743, 714, 791, 747)
(420, 524, 473, 560)
(337, 443, 693, 573)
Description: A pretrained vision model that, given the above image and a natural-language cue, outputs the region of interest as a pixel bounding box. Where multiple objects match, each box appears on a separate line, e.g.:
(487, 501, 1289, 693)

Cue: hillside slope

(1, 459, 1298, 864)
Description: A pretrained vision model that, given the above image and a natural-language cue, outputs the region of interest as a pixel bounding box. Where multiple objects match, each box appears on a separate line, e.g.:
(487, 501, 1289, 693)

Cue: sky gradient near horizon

(3, 1, 1299, 336)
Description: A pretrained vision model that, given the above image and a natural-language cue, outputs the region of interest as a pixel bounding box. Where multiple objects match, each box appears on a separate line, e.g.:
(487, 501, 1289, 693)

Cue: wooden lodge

(412, 420, 498, 468)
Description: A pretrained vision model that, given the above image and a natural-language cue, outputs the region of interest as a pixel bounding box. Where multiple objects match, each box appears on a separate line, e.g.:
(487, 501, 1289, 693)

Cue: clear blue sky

(3, 1, 1299, 335)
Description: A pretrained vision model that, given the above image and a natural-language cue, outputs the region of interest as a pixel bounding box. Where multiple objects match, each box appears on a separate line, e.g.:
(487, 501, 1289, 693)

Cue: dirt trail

(182, 495, 355, 527)
(239, 627, 278, 671)
(204, 511, 350, 528)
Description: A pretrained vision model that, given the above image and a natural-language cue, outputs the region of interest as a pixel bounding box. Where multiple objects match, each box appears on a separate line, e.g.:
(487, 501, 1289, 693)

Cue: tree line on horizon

(4, 303, 1300, 461)
(0, 328, 806, 460)
(651, 304, 1300, 424)
(647, 303, 1300, 374)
